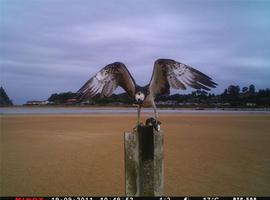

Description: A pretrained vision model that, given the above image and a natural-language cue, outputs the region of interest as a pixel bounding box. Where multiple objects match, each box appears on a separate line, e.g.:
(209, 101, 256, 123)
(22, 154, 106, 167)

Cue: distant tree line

(47, 84, 270, 108)
(220, 84, 270, 107)
(47, 92, 76, 104)
(47, 92, 134, 105)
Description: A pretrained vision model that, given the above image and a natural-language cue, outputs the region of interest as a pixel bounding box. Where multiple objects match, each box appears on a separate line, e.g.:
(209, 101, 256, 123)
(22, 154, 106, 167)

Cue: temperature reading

(159, 197, 170, 200)
(203, 197, 219, 200)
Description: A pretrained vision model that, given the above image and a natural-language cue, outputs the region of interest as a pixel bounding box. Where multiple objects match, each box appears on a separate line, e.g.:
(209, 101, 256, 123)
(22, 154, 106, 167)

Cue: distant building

(24, 100, 49, 105)
(0, 86, 13, 106)
(156, 100, 178, 106)
(80, 100, 95, 105)
(246, 102, 256, 107)
(65, 98, 78, 105)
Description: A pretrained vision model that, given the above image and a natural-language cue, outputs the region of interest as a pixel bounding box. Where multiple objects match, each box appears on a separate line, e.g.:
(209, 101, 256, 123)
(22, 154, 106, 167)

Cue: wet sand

(1, 114, 270, 196)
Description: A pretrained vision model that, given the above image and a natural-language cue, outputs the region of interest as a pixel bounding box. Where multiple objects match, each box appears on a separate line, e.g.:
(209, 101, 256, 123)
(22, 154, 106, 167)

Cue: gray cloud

(1, 0, 270, 104)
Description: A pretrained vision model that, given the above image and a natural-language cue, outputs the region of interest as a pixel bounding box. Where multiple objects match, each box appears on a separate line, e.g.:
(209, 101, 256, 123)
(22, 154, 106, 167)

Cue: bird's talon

(138, 122, 144, 126)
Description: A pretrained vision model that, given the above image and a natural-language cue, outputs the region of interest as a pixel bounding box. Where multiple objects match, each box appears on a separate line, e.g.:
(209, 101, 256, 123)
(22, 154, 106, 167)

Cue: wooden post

(124, 124, 164, 196)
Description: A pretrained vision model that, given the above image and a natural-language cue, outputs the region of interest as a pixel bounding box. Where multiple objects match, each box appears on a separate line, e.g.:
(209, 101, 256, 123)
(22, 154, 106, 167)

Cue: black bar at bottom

(0, 196, 268, 200)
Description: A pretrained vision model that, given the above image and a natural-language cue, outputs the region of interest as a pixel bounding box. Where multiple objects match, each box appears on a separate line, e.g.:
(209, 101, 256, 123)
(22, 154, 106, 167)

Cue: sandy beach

(1, 113, 270, 196)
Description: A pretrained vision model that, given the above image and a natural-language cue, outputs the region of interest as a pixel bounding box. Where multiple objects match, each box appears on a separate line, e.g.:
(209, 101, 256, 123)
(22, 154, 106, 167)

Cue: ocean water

(0, 107, 269, 115)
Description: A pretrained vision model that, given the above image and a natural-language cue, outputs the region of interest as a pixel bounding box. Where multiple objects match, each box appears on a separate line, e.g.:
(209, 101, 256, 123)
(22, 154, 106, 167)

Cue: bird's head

(135, 91, 145, 105)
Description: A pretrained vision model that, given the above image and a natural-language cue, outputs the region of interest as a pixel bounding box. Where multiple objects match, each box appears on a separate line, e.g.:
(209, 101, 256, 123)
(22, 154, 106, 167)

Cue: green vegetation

(47, 92, 76, 104)
(0, 86, 13, 106)
(157, 84, 270, 108)
(46, 84, 270, 108)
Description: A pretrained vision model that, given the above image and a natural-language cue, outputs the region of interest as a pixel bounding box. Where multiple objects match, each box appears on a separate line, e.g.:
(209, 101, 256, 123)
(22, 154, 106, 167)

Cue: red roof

(66, 98, 77, 103)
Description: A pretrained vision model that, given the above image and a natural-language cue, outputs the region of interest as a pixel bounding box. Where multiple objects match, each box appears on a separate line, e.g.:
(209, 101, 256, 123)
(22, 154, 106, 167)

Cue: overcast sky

(1, 0, 270, 104)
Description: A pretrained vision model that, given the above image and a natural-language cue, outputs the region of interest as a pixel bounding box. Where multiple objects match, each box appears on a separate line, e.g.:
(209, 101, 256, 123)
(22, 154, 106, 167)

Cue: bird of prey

(76, 59, 217, 123)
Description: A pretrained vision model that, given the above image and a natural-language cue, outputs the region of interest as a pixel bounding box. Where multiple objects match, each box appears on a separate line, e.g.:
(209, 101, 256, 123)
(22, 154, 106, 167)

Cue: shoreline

(1, 106, 270, 115)
(1, 105, 270, 109)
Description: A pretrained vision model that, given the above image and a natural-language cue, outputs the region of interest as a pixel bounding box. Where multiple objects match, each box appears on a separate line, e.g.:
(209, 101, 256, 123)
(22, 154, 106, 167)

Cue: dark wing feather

(76, 62, 136, 100)
(149, 59, 217, 98)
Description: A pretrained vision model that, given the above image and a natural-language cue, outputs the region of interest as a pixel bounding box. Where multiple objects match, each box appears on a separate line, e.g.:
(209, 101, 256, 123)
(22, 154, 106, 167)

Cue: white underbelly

(142, 95, 153, 107)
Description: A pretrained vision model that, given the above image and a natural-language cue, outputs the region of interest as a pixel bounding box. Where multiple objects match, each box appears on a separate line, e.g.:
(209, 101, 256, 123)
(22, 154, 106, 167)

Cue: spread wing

(149, 59, 217, 98)
(76, 62, 136, 100)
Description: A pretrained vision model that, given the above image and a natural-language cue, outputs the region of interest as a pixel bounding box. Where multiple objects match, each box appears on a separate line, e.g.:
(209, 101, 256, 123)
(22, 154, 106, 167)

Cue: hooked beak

(137, 99, 143, 105)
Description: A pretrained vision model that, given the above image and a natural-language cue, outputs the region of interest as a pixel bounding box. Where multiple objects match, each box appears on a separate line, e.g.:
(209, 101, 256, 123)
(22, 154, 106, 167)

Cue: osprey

(76, 59, 217, 123)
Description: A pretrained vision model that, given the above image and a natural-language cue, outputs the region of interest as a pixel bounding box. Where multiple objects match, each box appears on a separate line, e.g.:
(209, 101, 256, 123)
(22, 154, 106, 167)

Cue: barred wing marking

(149, 59, 217, 98)
(76, 62, 136, 99)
